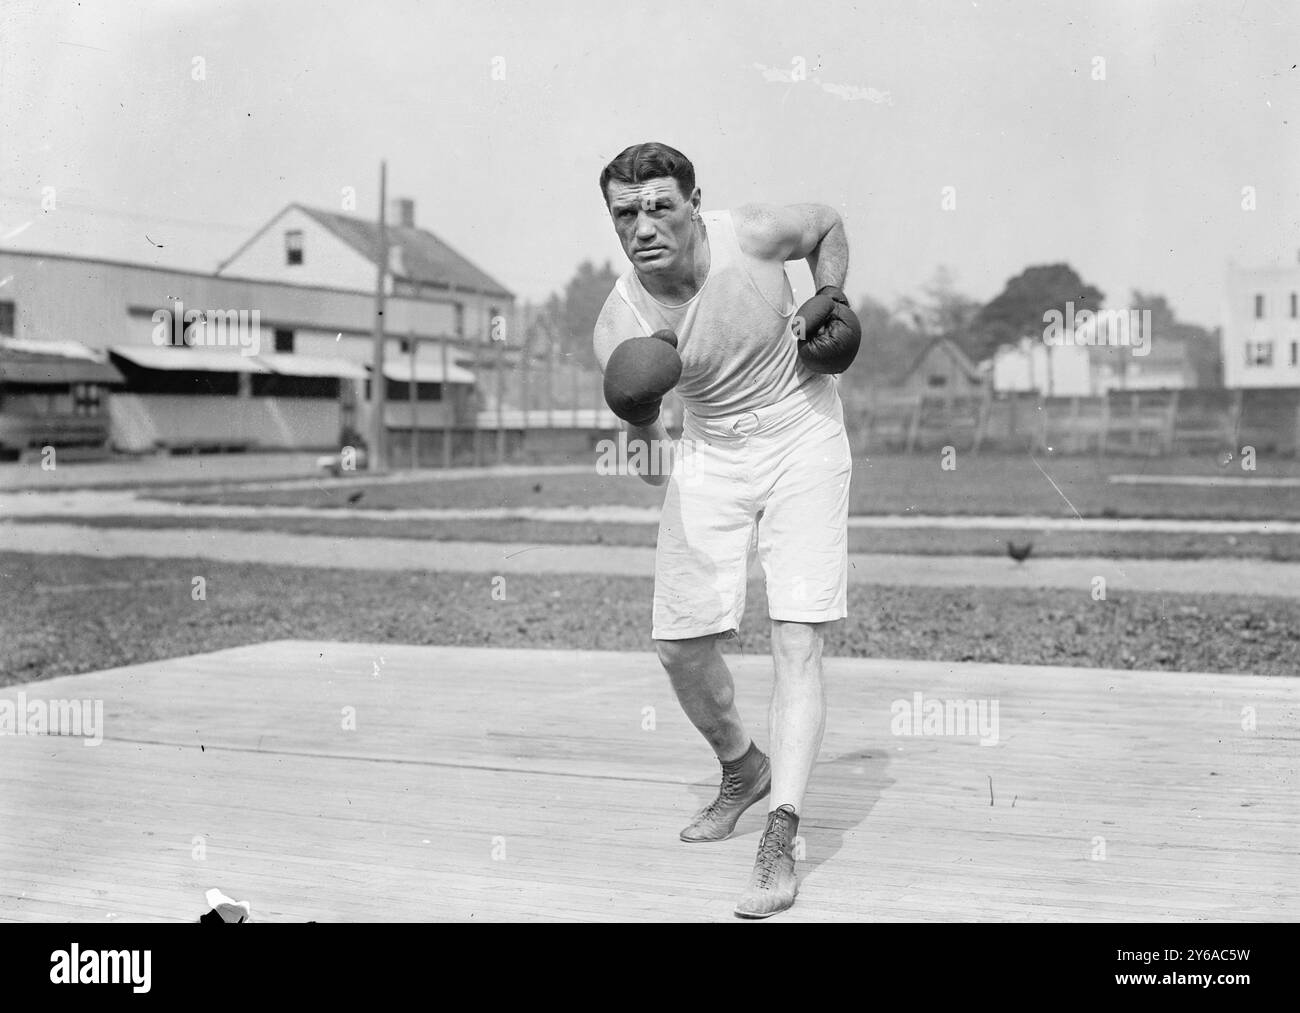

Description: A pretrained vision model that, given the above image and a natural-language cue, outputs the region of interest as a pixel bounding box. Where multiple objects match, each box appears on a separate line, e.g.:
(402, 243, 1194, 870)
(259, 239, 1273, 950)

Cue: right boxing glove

(603, 329, 681, 427)
(793, 286, 862, 374)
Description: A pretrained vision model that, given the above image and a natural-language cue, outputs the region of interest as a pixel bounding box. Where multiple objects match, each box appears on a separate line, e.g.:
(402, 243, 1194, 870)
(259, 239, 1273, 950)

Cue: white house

(991, 337, 1094, 396)
(1222, 260, 1300, 388)
(216, 198, 514, 354)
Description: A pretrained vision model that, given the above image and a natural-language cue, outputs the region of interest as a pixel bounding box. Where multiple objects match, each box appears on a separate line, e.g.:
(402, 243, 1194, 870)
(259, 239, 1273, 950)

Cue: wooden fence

(846, 388, 1300, 456)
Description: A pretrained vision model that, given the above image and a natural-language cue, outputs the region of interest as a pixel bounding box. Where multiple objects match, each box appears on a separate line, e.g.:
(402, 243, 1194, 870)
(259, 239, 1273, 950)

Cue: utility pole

(369, 160, 389, 472)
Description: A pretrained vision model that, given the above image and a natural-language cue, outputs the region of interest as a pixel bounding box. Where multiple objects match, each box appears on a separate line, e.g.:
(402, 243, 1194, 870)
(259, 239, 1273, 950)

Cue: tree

(522, 260, 619, 368)
(562, 260, 618, 354)
(894, 266, 983, 362)
(971, 263, 1104, 364)
(1128, 290, 1222, 388)
(846, 294, 928, 396)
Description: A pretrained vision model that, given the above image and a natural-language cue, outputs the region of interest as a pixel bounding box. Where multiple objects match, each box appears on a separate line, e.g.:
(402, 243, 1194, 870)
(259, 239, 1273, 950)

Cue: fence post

(441, 338, 452, 469)
(408, 330, 418, 470)
(572, 358, 580, 429)
(496, 332, 506, 464)
(521, 337, 531, 455)
(546, 328, 555, 430)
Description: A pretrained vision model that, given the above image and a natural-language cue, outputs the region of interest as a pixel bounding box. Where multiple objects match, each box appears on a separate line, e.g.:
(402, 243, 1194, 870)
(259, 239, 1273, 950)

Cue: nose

(634, 212, 657, 239)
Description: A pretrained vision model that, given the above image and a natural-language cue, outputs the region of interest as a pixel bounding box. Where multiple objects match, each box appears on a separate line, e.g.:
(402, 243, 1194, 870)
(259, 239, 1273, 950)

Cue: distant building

(1092, 338, 1197, 391)
(894, 336, 986, 397)
(217, 199, 513, 349)
(992, 319, 1197, 396)
(1223, 260, 1300, 388)
(991, 337, 1093, 396)
(0, 338, 124, 457)
(0, 197, 514, 453)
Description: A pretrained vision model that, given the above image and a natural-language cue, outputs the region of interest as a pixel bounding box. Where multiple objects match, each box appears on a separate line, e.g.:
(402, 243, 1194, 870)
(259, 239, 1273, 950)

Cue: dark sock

(721, 740, 758, 771)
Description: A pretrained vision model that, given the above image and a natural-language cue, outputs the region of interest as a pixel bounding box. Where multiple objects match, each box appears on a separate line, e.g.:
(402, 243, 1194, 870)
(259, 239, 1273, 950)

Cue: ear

(689, 186, 702, 213)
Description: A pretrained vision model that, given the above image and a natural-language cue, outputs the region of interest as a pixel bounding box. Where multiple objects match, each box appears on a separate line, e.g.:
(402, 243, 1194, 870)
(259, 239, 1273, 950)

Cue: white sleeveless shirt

(611, 209, 831, 419)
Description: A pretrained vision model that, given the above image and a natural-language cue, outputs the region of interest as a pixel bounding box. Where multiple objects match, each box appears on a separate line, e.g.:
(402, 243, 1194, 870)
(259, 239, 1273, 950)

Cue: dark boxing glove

(793, 285, 861, 374)
(603, 329, 681, 427)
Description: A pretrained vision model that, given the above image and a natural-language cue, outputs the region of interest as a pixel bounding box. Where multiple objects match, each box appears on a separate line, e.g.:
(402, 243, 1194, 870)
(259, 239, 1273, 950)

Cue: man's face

(605, 177, 699, 275)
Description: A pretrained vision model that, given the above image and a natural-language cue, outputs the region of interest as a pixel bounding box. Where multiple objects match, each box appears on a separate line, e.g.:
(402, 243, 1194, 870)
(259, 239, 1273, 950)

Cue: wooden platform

(0, 641, 1295, 922)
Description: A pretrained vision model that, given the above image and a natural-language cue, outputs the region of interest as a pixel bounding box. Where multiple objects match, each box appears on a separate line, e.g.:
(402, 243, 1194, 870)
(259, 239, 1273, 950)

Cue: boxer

(594, 142, 860, 918)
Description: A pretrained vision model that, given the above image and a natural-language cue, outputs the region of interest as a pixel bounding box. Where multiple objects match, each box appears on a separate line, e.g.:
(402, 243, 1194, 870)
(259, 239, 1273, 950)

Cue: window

(0, 300, 14, 337)
(385, 380, 442, 401)
(927, 374, 948, 388)
(1291, 293, 1298, 319)
(1291, 341, 1298, 367)
(274, 328, 295, 353)
(1245, 341, 1274, 367)
(1254, 294, 1265, 319)
(251, 374, 338, 399)
(285, 230, 303, 266)
(72, 383, 101, 416)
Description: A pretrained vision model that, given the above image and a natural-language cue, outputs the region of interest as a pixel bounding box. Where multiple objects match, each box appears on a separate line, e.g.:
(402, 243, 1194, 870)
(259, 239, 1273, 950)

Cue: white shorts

(652, 377, 852, 640)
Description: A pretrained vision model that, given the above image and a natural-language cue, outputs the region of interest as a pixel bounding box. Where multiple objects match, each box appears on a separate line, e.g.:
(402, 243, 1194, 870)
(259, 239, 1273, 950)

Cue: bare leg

(767, 620, 827, 814)
(656, 635, 750, 761)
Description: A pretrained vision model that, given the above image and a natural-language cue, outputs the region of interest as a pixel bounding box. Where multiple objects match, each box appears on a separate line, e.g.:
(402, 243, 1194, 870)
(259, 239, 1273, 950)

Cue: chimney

(390, 198, 415, 228)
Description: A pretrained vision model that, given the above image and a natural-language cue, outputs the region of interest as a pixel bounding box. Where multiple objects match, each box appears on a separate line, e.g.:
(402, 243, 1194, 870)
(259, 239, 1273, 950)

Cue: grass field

(8, 452, 1299, 686)
(3, 552, 1297, 687)
(153, 452, 1300, 520)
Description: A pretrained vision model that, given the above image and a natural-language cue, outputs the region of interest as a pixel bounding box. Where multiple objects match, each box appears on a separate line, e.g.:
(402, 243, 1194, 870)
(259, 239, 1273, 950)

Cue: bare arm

(593, 296, 672, 487)
(734, 202, 848, 291)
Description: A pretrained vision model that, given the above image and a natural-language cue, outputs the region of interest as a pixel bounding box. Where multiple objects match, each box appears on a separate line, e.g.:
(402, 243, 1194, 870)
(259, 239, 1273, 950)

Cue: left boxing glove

(793, 285, 861, 374)
(603, 330, 681, 427)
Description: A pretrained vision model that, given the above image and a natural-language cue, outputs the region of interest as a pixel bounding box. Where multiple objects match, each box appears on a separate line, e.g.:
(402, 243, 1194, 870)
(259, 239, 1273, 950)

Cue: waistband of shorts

(683, 375, 837, 440)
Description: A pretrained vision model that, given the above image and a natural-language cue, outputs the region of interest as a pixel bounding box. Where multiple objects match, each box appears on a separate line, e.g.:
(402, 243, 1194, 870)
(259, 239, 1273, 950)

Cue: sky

(1, 0, 1296, 328)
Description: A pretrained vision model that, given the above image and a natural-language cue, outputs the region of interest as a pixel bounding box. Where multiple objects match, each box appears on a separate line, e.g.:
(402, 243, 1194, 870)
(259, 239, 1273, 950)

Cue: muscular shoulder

(733, 202, 840, 263)
(732, 203, 797, 262)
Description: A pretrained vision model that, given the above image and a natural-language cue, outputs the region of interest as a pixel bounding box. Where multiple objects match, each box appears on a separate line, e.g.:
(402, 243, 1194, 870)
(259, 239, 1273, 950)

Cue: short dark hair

(599, 142, 696, 206)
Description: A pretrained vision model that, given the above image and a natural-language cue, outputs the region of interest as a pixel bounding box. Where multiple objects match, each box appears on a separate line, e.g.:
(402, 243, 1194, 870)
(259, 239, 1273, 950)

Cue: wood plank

(0, 642, 1296, 922)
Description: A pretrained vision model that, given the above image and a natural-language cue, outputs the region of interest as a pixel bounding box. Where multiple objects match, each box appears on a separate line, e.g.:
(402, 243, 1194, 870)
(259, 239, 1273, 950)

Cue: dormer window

(285, 230, 304, 266)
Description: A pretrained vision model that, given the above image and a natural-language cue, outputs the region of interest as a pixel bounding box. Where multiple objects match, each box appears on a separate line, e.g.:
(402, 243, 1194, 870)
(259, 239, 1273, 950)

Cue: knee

(655, 635, 719, 676)
(771, 621, 823, 671)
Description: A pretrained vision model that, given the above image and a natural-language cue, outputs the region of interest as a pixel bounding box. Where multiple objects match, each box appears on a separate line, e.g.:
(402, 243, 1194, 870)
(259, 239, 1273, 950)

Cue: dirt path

(4, 489, 1300, 534)
(4, 521, 1298, 598)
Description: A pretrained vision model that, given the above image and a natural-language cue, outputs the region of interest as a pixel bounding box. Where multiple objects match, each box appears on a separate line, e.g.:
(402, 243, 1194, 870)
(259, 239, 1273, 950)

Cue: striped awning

(110, 346, 270, 374)
(0, 353, 124, 386)
(381, 359, 476, 384)
(257, 353, 369, 379)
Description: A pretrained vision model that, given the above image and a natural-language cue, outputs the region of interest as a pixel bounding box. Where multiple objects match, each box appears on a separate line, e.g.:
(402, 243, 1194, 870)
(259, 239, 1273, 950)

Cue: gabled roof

(306, 204, 515, 299)
(217, 204, 514, 300)
(898, 336, 984, 385)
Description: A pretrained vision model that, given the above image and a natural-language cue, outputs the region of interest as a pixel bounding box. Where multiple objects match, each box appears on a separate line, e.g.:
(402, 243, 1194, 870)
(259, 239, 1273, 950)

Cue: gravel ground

(3, 552, 1295, 686)
(10, 513, 1300, 560)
